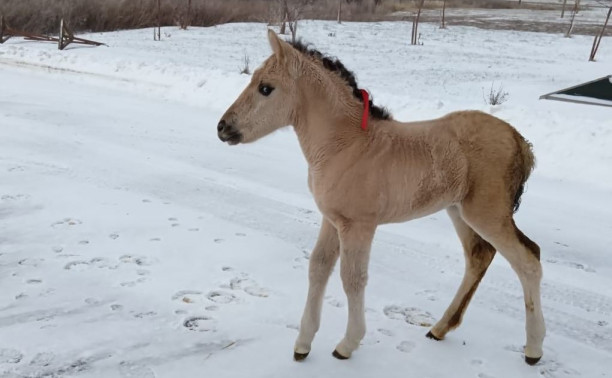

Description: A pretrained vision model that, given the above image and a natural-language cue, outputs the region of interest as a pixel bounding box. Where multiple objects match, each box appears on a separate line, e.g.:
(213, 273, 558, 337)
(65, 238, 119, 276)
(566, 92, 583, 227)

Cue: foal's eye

(258, 84, 274, 97)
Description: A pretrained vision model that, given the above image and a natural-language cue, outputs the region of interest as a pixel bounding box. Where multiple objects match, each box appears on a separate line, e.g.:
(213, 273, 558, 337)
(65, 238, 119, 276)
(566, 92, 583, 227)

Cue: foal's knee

(340, 268, 368, 293)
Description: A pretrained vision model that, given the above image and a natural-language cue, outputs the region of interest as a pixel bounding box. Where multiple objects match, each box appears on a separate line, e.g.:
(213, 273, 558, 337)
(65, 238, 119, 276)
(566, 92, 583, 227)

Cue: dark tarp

(540, 76, 612, 107)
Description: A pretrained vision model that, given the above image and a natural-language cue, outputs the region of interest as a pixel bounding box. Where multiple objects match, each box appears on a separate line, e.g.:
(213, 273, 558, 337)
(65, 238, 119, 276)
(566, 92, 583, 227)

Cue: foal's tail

(511, 132, 536, 213)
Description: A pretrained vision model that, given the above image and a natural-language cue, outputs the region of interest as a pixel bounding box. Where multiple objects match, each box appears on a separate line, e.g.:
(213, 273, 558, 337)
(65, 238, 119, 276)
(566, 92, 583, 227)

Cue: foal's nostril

(217, 120, 226, 133)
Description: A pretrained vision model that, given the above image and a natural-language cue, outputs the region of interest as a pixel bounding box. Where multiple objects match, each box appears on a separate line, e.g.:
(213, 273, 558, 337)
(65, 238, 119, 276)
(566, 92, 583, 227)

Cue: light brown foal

(217, 30, 545, 365)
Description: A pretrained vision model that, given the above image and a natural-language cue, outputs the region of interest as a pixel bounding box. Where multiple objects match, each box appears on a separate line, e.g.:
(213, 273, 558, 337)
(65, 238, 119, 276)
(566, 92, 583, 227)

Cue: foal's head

(217, 30, 302, 145)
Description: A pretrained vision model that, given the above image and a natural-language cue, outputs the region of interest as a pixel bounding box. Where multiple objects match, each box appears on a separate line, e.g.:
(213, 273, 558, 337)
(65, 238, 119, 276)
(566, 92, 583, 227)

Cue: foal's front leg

(333, 222, 376, 360)
(294, 219, 340, 360)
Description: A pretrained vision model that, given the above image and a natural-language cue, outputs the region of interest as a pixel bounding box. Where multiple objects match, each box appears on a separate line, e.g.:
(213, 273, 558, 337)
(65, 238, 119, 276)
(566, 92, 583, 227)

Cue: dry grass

(0, 0, 593, 35)
(390, 0, 561, 11)
(0, 0, 272, 34)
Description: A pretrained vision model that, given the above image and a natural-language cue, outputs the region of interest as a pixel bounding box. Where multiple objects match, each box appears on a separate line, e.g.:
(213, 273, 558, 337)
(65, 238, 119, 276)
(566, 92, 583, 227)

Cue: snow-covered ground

(1, 21, 611, 378)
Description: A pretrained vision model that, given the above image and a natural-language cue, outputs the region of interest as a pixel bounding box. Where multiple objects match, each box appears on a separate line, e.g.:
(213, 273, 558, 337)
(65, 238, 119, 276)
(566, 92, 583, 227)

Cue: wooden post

(440, 0, 446, 29)
(565, 0, 579, 38)
(337, 0, 342, 24)
(561, 0, 568, 18)
(589, 7, 612, 61)
(411, 0, 425, 45)
(188, 0, 192, 27)
(0, 16, 9, 43)
(154, 0, 161, 40)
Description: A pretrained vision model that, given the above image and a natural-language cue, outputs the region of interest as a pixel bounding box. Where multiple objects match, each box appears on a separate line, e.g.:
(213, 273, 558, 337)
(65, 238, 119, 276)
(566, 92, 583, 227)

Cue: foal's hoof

(426, 331, 442, 341)
(293, 352, 309, 361)
(332, 350, 349, 360)
(525, 355, 542, 365)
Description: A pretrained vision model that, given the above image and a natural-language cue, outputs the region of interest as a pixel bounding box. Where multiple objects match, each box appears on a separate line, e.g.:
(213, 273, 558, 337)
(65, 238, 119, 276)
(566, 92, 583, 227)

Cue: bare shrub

(483, 83, 509, 105)
(239, 53, 251, 75)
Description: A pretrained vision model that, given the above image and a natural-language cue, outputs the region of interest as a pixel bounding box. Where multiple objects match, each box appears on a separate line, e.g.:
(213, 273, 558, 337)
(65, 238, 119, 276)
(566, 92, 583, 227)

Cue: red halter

(360, 89, 370, 131)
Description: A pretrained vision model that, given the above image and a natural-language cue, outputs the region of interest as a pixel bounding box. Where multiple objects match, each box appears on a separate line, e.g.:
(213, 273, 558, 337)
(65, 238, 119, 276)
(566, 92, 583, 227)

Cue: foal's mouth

(218, 132, 243, 145)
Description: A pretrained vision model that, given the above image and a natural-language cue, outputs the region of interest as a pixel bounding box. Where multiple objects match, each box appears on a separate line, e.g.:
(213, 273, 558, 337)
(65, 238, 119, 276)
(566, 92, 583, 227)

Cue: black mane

(289, 40, 391, 121)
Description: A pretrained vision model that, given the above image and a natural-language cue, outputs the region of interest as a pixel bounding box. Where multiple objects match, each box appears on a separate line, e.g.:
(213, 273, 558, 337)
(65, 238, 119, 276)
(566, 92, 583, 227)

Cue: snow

(1, 21, 611, 378)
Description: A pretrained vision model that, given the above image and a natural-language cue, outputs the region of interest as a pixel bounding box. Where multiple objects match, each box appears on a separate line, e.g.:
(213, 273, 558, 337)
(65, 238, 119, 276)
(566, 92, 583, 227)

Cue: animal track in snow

(546, 258, 595, 273)
(396, 340, 416, 353)
(172, 290, 204, 304)
(327, 297, 344, 308)
(133, 311, 156, 319)
(1, 193, 30, 201)
(120, 278, 148, 287)
(30, 352, 55, 367)
(119, 361, 156, 378)
(383, 305, 437, 327)
(227, 276, 269, 298)
(18, 258, 44, 267)
(183, 316, 216, 332)
(0, 348, 23, 363)
(206, 291, 238, 304)
(120, 255, 154, 266)
(51, 218, 82, 228)
(111, 304, 123, 311)
(64, 258, 119, 271)
(377, 328, 394, 337)
(538, 359, 581, 378)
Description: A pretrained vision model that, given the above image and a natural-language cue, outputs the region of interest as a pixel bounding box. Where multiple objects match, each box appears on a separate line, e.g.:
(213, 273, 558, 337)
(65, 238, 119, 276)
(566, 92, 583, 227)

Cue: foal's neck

(292, 75, 366, 169)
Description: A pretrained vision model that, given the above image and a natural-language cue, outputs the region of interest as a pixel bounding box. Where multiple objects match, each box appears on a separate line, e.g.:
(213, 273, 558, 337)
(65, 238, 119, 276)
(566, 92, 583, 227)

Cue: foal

(218, 30, 545, 365)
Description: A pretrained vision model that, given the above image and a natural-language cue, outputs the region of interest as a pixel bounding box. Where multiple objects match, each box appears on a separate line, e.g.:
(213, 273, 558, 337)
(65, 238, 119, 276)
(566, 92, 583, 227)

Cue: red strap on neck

(360, 89, 370, 131)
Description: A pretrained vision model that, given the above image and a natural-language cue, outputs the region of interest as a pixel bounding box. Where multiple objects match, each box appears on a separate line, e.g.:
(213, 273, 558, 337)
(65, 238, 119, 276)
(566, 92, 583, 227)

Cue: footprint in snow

(183, 316, 216, 332)
(539, 359, 581, 377)
(119, 361, 156, 378)
(172, 290, 204, 304)
(207, 291, 238, 304)
(396, 340, 416, 353)
(132, 311, 157, 319)
(64, 258, 119, 271)
(327, 298, 344, 308)
(120, 278, 148, 287)
(30, 352, 55, 367)
(377, 328, 394, 337)
(18, 258, 44, 267)
(383, 305, 436, 327)
(51, 218, 82, 228)
(227, 276, 269, 298)
(120, 255, 154, 266)
(0, 348, 23, 363)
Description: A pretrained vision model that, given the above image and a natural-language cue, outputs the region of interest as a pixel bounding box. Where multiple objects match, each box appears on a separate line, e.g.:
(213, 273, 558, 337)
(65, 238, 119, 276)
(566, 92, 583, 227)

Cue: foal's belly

(376, 175, 462, 224)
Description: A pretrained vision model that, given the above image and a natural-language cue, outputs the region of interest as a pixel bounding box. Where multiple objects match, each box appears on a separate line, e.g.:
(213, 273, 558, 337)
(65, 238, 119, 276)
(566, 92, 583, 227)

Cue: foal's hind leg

(428, 206, 496, 340)
(294, 219, 340, 361)
(461, 206, 545, 365)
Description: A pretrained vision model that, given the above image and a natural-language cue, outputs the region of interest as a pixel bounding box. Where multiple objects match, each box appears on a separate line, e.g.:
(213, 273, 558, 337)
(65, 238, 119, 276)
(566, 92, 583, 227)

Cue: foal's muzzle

(217, 120, 242, 145)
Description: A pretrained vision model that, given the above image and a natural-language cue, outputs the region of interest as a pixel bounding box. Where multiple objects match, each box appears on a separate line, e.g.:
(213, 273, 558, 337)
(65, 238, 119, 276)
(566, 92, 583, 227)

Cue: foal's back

(366, 110, 531, 222)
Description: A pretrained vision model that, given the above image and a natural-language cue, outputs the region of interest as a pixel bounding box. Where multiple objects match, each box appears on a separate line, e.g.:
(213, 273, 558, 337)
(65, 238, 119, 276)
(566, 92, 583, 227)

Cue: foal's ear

(267, 29, 287, 61)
